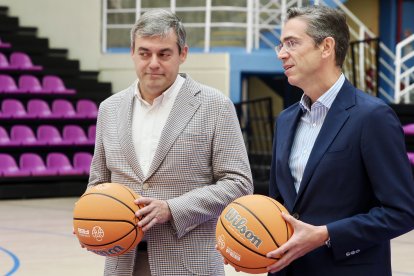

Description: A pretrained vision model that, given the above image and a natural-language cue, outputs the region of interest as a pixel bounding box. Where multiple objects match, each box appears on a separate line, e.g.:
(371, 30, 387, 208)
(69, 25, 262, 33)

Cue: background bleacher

(0, 6, 111, 199)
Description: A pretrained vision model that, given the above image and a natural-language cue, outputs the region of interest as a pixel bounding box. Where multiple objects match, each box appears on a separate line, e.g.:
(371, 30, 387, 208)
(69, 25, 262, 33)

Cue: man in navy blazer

(266, 6, 414, 276)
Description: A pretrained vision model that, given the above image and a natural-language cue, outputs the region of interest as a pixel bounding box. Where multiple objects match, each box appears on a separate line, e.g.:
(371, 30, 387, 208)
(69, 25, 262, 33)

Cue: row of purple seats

(0, 37, 11, 48)
(0, 52, 42, 70)
(0, 98, 98, 118)
(0, 74, 75, 94)
(0, 152, 92, 177)
(0, 125, 96, 146)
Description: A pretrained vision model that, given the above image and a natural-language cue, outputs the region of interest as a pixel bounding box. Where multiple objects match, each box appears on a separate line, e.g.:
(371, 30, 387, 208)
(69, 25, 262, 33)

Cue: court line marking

(0, 246, 20, 276)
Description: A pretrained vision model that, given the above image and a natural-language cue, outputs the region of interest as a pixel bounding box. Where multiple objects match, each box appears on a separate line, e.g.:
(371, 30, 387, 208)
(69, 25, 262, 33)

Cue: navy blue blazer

(269, 80, 414, 276)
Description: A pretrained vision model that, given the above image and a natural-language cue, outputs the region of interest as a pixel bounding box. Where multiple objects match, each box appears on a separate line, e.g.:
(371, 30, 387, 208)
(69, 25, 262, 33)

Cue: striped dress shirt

(289, 74, 345, 192)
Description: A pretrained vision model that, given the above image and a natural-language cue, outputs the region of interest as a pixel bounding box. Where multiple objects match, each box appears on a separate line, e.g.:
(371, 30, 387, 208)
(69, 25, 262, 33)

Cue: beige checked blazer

(88, 74, 253, 275)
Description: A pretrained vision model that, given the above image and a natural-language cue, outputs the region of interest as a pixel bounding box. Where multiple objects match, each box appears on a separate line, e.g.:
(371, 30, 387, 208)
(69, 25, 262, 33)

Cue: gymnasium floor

(0, 197, 413, 276)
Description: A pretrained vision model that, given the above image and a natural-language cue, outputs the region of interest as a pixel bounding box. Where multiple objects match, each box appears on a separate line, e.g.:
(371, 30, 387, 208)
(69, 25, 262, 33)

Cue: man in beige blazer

(88, 9, 253, 276)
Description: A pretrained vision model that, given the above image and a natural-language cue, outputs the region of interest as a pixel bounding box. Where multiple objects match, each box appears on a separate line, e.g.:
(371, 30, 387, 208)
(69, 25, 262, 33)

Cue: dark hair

(130, 9, 186, 54)
(286, 6, 350, 67)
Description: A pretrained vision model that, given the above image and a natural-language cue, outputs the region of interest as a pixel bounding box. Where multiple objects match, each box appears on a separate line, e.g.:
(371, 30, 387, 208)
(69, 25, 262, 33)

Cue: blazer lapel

(117, 84, 145, 182)
(144, 76, 201, 181)
(294, 80, 355, 206)
(279, 105, 303, 210)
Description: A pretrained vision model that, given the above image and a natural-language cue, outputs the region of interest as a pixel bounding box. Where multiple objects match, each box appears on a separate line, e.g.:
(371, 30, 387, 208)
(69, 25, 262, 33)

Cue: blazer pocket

(323, 146, 353, 161)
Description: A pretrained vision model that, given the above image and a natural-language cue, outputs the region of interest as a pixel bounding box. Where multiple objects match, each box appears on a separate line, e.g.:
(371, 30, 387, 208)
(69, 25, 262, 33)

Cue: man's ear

(179, 45, 189, 64)
(321, 37, 335, 59)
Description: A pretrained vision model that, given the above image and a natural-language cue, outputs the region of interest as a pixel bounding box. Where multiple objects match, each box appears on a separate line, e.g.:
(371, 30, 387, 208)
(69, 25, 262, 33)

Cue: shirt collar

(134, 74, 185, 107)
(299, 73, 345, 112)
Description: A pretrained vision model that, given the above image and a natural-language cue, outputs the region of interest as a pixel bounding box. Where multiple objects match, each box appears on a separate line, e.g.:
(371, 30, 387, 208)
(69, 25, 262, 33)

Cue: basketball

(73, 182, 144, 257)
(216, 194, 293, 274)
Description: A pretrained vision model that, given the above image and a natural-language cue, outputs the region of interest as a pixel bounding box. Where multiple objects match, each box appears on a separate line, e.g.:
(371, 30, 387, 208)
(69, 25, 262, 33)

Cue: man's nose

(149, 55, 160, 68)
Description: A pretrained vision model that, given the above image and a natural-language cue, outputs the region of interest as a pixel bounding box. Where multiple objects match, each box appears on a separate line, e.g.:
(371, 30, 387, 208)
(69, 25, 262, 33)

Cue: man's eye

(139, 52, 149, 57)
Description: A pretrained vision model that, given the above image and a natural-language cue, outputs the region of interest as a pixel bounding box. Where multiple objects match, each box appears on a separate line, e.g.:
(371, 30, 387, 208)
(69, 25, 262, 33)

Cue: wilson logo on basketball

(224, 207, 262, 248)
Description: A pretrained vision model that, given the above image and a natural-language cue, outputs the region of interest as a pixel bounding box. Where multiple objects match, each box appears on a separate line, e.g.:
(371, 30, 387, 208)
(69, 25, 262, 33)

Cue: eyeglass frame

(274, 39, 300, 54)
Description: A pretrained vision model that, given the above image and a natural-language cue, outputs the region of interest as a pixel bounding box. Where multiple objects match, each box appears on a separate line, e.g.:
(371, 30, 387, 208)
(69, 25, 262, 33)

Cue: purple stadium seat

(20, 153, 57, 176)
(46, 152, 82, 175)
(0, 126, 18, 145)
(0, 37, 11, 48)
(19, 75, 47, 93)
(37, 125, 64, 145)
(42, 75, 76, 94)
(76, 99, 98, 118)
(10, 52, 43, 71)
(62, 125, 90, 145)
(10, 125, 38, 145)
(403, 124, 414, 136)
(88, 125, 96, 143)
(1, 99, 27, 118)
(0, 53, 15, 70)
(0, 154, 30, 177)
(0, 75, 24, 93)
(73, 152, 93, 175)
(51, 99, 77, 118)
(408, 152, 414, 165)
(27, 99, 53, 118)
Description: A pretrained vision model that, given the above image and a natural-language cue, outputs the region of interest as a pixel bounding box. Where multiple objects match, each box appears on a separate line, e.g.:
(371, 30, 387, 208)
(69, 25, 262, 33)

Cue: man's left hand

(266, 212, 329, 273)
(134, 197, 172, 232)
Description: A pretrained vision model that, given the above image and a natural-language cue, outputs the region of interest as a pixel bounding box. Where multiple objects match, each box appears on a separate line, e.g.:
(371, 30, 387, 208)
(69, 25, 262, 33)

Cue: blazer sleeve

(327, 104, 414, 260)
(88, 101, 111, 187)
(167, 97, 253, 238)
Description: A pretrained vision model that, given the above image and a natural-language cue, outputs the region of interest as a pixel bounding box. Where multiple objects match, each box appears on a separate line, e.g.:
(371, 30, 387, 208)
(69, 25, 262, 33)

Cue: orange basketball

(73, 182, 144, 257)
(216, 194, 293, 274)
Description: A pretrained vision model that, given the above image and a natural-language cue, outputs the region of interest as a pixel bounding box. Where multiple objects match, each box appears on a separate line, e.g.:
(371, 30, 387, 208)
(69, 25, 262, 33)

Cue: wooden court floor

(0, 197, 413, 276)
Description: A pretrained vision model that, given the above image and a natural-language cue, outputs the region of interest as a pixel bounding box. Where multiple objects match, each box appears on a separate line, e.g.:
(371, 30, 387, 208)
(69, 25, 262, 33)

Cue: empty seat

(19, 75, 47, 93)
(10, 52, 43, 71)
(88, 125, 96, 143)
(27, 99, 53, 118)
(10, 125, 38, 145)
(408, 152, 414, 165)
(403, 124, 414, 136)
(63, 125, 89, 145)
(46, 153, 82, 175)
(76, 99, 98, 118)
(0, 126, 18, 145)
(1, 99, 27, 118)
(37, 125, 64, 145)
(20, 153, 57, 176)
(51, 99, 77, 118)
(73, 152, 93, 175)
(43, 75, 76, 94)
(0, 154, 30, 177)
(0, 75, 23, 93)
(0, 53, 15, 70)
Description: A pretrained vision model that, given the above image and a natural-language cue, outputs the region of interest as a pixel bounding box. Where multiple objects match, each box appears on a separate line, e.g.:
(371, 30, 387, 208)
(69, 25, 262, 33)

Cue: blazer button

(142, 183, 149, 190)
(292, 213, 300, 219)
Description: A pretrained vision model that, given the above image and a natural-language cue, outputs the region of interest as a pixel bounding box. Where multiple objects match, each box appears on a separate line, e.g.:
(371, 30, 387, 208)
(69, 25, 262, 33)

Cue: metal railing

(394, 33, 414, 103)
(102, 0, 412, 102)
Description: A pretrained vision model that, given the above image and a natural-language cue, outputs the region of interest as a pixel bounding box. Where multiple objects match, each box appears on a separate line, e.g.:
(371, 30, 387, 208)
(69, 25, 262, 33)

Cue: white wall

(0, 0, 230, 96)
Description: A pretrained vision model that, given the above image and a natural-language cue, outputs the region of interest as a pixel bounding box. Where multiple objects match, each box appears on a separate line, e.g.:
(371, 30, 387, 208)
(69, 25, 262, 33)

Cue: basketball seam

(80, 193, 137, 215)
(232, 201, 282, 248)
(218, 216, 278, 259)
(259, 195, 291, 243)
(222, 251, 273, 270)
(81, 224, 138, 247)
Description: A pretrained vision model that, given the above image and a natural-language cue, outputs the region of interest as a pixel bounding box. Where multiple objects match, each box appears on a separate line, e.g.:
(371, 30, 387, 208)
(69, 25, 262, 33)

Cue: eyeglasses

(275, 39, 299, 54)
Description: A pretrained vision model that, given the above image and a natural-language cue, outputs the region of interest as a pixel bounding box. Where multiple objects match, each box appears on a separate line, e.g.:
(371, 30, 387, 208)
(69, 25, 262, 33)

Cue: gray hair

(286, 6, 350, 67)
(130, 9, 186, 54)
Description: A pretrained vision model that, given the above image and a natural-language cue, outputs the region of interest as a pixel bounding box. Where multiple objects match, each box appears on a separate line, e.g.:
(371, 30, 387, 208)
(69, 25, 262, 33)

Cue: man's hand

(134, 197, 172, 232)
(266, 212, 329, 273)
